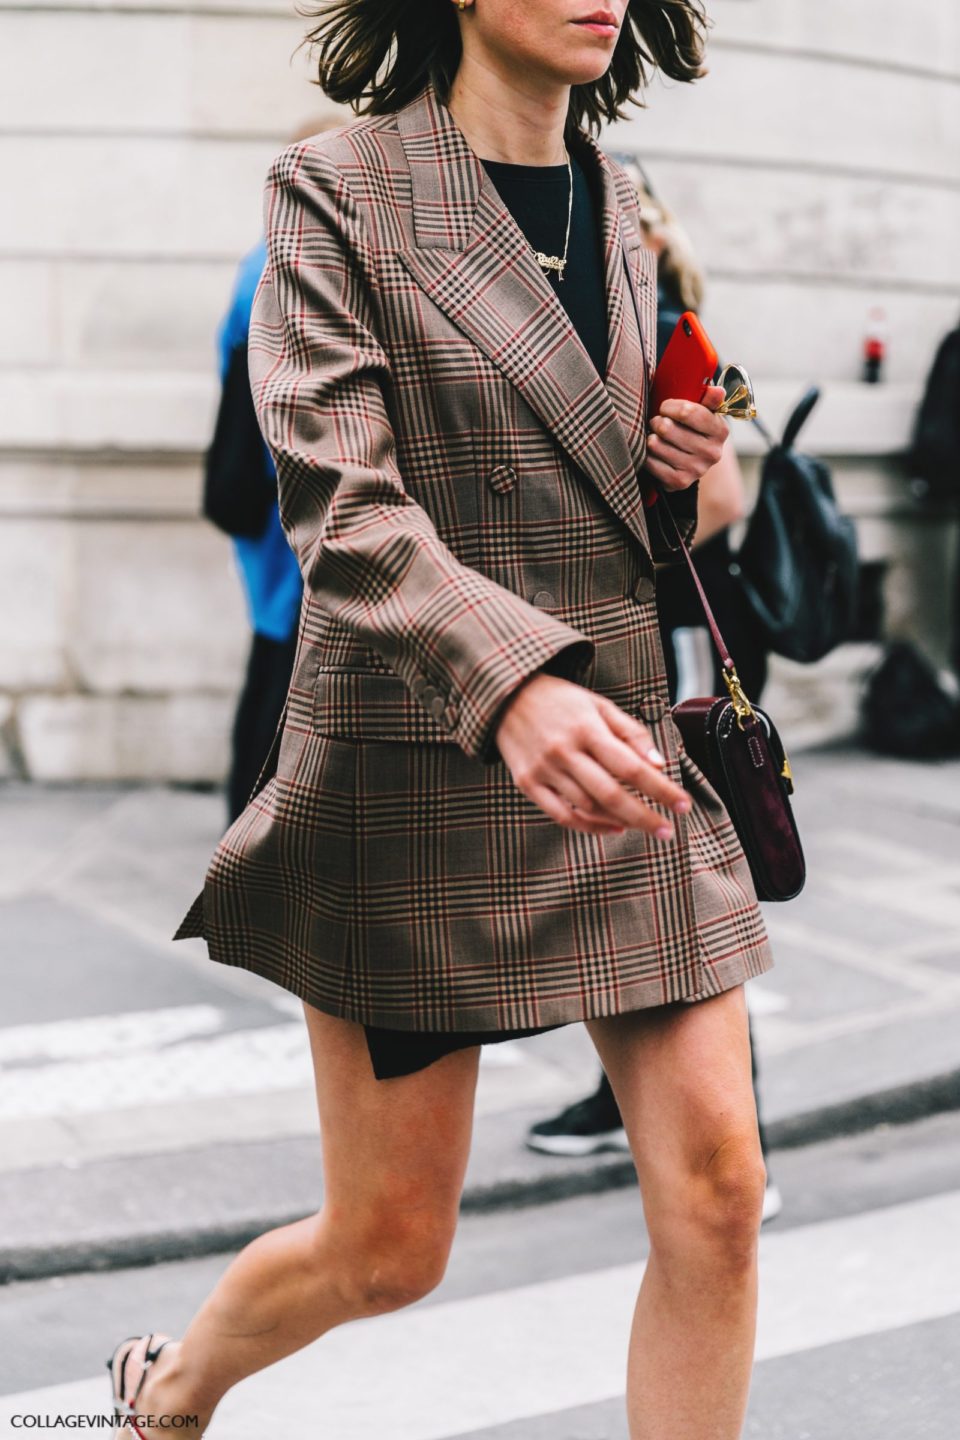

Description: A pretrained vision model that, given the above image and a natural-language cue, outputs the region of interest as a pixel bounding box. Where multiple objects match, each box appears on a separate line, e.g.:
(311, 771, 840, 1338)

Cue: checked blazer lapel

(591, 137, 658, 483)
(396, 83, 656, 558)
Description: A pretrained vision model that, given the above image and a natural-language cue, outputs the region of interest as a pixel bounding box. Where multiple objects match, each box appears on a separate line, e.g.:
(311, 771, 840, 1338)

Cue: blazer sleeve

(248, 141, 596, 765)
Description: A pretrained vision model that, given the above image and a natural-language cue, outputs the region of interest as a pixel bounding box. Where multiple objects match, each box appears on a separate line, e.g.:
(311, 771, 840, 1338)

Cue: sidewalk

(1, 743, 959, 1282)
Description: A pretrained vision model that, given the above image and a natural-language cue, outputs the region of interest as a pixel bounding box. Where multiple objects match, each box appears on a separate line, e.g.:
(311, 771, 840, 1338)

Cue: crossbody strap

(619, 229, 739, 681)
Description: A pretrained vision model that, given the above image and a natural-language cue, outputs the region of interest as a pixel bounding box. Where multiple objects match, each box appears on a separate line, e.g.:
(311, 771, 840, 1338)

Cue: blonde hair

(616, 155, 705, 314)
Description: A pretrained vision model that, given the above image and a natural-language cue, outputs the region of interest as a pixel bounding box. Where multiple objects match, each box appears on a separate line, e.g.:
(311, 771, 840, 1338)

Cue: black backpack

(909, 322, 960, 501)
(732, 388, 859, 664)
(203, 340, 276, 539)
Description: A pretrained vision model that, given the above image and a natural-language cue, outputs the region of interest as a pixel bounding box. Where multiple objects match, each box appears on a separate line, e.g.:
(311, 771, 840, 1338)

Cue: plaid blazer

(173, 81, 772, 1030)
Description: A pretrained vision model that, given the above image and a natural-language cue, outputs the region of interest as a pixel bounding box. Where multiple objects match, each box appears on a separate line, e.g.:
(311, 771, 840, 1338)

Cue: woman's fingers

(524, 779, 625, 835)
(593, 733, 689, 813)
(649, 421, 722, 470)
(522, 760, 629, 833)
(651, 408, 724, 449)
(659, 391, 729, 434)
(497, 673, 694, 837)
(651, 416, 725, 466)
(699, 383, 728, 412)
(647, 434, 709, 473)
(642, 453, 693, 491)
(593, 729, 689, 814)
(596, 696, 668, 766)
(550, 771, 624, 824)
(571, 705, 691, 830)
(647, 393, 729, 486)
(562, 748, 680, 836)
(592, 696, 665, 765)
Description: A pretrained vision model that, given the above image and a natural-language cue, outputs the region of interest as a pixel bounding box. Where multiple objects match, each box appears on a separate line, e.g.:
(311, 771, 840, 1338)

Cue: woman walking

(108, 3, 774, 1437)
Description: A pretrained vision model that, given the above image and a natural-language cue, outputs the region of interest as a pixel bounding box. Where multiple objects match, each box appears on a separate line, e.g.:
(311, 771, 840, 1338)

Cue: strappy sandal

(105, 1332, 175, 1439)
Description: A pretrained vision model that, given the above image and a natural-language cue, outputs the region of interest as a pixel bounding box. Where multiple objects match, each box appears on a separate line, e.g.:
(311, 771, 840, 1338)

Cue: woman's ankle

(138, 1342, 215, 1433)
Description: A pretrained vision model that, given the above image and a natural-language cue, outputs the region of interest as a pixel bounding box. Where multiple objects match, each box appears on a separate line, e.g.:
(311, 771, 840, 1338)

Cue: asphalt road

(3, 1108, 960, 1438)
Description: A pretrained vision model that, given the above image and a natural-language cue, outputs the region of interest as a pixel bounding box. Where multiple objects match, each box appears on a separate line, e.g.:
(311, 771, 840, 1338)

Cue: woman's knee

(312, 1197, 458, 1316)
(649, 1132, 766, 1270)
(702, 1132, 767, 1251)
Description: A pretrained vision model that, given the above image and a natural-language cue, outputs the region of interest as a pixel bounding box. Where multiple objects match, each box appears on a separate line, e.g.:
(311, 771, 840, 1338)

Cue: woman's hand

(644, 383, 729, 492)
(494, 672, 691, 838)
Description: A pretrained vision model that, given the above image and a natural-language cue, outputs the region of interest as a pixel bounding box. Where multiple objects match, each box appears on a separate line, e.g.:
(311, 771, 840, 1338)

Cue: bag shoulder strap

(618, 231, 737, 680)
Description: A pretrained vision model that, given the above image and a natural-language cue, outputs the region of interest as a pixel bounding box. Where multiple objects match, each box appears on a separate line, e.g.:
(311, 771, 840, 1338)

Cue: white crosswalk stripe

(0, 1005, 225, 1064)
(3, 1188, 959, 1439)
(0, 1008, 580, 1135)
(0, 1017, 312, 1118)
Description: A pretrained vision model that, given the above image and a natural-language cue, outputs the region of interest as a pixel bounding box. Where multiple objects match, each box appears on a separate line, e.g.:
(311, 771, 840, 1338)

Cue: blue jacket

(216, 240, 303, 642)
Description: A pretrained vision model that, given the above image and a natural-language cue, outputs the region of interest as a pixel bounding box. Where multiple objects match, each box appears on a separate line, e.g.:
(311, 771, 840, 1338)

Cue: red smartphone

(644, 311, 719, 506)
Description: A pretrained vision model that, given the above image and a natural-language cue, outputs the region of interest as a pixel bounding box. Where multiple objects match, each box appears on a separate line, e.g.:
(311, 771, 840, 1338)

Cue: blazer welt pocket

(312, 669, 460, 746)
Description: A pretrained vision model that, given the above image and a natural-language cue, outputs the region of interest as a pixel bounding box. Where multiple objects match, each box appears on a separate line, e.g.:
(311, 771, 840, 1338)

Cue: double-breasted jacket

(173, 80, 773, 1029)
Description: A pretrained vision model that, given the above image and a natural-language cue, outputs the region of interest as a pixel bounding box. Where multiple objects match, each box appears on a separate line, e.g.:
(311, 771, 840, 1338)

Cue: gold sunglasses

(714, 362, 757, 421)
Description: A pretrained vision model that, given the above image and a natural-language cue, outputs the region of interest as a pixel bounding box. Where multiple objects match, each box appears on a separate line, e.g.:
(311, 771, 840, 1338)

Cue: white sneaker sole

(525, 1127, 631, 1157)
(761, 1181, 783, 1224)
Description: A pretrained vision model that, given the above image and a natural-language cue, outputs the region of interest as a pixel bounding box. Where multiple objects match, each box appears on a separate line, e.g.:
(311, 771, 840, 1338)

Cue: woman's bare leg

(586, 984, 765, 1440)
(122, 1003, 481, 1432)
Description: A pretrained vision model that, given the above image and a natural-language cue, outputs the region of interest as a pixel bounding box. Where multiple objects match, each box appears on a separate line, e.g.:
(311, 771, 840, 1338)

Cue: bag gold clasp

(722, 665, 755, 731)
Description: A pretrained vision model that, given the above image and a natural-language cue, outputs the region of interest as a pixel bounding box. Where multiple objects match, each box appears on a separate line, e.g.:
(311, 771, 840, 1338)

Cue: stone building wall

(2, 0, 958, 778)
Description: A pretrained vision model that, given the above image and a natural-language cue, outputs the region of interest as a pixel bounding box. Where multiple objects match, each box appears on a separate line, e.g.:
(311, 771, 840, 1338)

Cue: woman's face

(457, 0, 628, 90)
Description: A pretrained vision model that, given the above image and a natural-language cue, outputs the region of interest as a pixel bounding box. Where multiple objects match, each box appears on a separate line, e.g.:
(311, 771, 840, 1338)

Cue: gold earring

(458, 0, 466, 9)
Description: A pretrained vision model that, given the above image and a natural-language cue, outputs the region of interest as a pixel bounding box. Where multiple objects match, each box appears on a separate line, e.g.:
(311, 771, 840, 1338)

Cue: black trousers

(227, 629, 298, 825)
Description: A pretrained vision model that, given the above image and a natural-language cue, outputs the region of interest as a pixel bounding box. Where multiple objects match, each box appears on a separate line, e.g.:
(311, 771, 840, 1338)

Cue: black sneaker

(526, 1074, 630, 1156)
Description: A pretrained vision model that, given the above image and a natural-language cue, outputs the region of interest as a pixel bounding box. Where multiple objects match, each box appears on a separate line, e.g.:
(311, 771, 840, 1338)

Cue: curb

(763, 1067, 960, 1152)
(3, 1069, 959, 1286)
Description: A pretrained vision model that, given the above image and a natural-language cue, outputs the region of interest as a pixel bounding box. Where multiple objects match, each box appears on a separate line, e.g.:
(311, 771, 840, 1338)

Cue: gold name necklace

(532, 145, 573, 282)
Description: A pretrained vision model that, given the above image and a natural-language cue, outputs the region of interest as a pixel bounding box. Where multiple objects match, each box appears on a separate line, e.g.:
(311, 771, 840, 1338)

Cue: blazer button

(639, 694, 667, 723)
(632, 575, 656, 604)
(429, 694, 448, 720)
(531, 590, 556, 608)
(488, 464, 517, 494)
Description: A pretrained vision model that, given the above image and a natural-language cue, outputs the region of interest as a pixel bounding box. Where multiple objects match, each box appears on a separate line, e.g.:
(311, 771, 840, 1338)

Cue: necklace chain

(532, 144, 573, 283)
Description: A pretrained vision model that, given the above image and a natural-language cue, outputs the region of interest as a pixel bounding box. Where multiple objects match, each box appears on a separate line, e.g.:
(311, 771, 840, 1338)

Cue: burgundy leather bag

(620, 229, 805, 903)
(672, 694, 805, 902)
(655, 477, 806, 903)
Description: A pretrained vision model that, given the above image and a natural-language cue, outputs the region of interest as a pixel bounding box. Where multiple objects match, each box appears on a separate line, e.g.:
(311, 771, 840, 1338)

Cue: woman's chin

(557, 48, 618, 86)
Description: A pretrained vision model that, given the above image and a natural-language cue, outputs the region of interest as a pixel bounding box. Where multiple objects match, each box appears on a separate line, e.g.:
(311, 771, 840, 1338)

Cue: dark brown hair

(294, 0, 708, 139)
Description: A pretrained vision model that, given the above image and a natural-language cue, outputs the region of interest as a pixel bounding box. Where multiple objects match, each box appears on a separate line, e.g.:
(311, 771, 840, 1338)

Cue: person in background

(218, 117, 340, 822)
(527, 160, 781, 1224)
(217, 244, 302, 821)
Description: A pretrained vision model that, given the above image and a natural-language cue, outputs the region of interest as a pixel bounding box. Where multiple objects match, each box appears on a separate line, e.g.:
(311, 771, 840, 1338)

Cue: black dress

(364, 149, 609, 1079)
